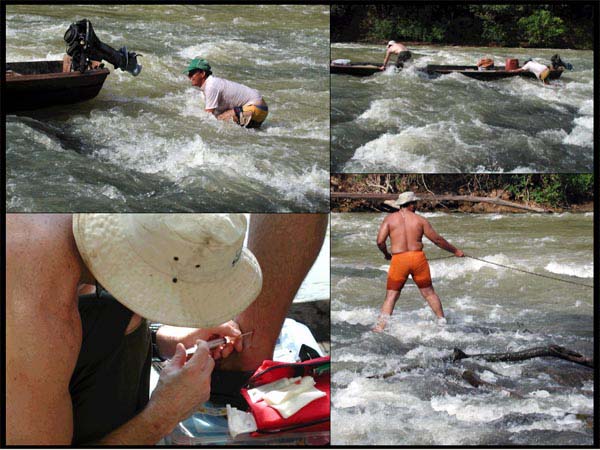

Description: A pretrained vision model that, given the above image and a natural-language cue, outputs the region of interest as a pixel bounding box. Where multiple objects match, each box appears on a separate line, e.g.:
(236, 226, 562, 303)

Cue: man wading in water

(380, 41, 412, 70)
(186, 57, 269, 128)
(373, 192, 464, 332)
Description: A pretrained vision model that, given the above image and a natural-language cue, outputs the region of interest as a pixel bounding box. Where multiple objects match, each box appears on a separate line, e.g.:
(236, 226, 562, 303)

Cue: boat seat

(6, 70, 23, 78)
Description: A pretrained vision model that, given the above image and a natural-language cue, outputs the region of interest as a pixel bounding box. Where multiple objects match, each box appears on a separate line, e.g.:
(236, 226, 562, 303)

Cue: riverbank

(331, 175, 594, 213)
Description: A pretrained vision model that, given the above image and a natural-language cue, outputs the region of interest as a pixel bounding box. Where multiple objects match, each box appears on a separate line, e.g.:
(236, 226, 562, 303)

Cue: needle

(185, 331, 253, 357)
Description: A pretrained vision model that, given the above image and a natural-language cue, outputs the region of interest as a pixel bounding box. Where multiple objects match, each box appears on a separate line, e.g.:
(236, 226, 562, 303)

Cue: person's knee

(385, 289, 401, 302)
(419, 285, 435, 298)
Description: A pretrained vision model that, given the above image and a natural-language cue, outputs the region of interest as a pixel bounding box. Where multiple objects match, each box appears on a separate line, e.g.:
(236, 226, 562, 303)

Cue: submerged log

(460, 369, 524, 398)
(452, 345, 593, 368)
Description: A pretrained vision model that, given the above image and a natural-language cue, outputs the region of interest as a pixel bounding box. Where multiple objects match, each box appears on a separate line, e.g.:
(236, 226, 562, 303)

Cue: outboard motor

(550, 54, 573, 71)
(64, 19, 142, 75)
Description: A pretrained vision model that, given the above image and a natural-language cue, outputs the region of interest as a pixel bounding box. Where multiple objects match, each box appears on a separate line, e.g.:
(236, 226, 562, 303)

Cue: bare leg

(418, 285, 444, 318)
(216, 109, 239, 123)
(217, 214, 328, 371)
(373, 289, 401, 332)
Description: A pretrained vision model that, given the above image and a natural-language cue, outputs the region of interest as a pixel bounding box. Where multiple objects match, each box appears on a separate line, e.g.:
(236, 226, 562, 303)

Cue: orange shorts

(386, 250, 432, 291)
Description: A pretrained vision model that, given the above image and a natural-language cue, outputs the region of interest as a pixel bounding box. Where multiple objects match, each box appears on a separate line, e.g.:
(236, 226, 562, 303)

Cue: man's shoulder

(414, 212, 429, 225)
(8, 215, 78, 274)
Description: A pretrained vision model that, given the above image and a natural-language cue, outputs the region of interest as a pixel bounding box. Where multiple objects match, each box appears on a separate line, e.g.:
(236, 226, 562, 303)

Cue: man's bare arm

(7, 215, 83, 444)
(376, 218, 392, 260)
(381, 49, 392, 68)
(218, 213, 328, 371)
(422, 218, 463, 256)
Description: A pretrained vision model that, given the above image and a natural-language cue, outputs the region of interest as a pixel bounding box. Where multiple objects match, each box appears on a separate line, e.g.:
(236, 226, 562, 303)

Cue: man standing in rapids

(373, 192, 464, 332)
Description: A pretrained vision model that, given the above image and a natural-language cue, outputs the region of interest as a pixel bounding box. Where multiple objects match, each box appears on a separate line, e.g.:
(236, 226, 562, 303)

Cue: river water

(331, 44, 593, 173)
(331, 212, 594, 445)
(6, 5, 330, 212)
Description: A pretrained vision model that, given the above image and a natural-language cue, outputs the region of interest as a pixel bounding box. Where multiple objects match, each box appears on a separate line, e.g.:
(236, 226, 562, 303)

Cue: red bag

(240, 356, 330, 435)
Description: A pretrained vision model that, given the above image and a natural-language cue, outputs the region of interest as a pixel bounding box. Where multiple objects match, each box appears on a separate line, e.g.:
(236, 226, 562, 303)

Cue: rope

(464, 254, 594, 289)
(427, 255, 456, 262)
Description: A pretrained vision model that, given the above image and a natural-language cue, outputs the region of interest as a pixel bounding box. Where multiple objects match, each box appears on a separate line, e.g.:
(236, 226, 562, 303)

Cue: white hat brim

(73, 214, 263, 328)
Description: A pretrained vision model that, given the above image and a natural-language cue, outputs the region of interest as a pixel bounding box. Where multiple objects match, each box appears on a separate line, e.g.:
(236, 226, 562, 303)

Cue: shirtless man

(380, 41, 412, 70)
(373, 192, 464, 332)
(7, 213, 327, 444)
(186, 57, 269, 128)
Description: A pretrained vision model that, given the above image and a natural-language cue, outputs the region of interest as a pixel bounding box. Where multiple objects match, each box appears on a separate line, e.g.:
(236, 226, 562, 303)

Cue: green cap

(184, 57, 211, 74)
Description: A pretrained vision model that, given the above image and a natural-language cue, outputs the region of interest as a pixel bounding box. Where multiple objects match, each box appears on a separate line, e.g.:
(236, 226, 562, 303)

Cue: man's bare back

(388, 42, 409, 54)
(383, 209, 426, 253)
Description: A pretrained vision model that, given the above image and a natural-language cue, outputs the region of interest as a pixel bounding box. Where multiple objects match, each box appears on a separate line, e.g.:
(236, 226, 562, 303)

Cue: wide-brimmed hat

(184, 57, 211, 74)
(392, 191, 420, 207)
(73, 214, 262, 328)
(387, 40, 396, 47)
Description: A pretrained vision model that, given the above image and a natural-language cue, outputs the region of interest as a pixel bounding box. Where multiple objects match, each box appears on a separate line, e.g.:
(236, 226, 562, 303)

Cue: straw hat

(73, 214, 262, 328)
(385, 191, 420, 209)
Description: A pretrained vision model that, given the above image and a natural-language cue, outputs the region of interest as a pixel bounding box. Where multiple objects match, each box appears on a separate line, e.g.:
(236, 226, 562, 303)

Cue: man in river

(185, 57, 269, 128)
(380, 41, 412, 70)
(373, 192, 464, 332)
(7, 213, 327, 445)
(510, 58, 552, 84)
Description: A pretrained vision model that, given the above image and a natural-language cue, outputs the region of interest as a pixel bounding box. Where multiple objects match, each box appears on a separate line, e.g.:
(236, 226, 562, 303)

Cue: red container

(505, 58, 519, 70)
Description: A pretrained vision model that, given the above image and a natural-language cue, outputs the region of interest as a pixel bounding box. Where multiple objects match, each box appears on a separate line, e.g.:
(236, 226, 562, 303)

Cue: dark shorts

(396, 51, 412, 68)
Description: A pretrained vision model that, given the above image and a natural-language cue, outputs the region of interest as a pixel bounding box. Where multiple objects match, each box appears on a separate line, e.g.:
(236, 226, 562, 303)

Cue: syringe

(186, 331, 253, 358)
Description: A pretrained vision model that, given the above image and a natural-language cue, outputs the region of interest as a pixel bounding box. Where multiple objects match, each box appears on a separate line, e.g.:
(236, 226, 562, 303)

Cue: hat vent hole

(172, 278, 178, 283)
(173, 256, 179, 261)
(195, 264, 200, 268)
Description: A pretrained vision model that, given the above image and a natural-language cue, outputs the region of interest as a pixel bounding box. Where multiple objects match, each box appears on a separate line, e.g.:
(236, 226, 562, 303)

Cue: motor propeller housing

(64, 19, 142, 76)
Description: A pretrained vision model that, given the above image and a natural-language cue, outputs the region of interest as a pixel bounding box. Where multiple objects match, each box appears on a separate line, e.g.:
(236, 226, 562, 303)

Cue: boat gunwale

(6, 60, 110, 83)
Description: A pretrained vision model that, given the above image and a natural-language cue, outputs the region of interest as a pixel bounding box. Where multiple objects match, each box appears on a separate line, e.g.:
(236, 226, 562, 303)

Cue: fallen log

(459, 369, 524, 398)
(452, 345, 593, 368)
(330, 192, 548, 213)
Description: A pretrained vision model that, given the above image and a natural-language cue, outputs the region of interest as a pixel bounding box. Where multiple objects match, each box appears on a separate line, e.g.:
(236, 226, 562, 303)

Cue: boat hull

(6, 60, 110, 112)
(330, 62, 384, 76)
(422, 65, 564, 81)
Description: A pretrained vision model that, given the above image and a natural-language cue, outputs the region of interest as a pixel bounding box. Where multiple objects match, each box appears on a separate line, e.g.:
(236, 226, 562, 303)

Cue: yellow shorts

(242, 104, 268, 125)
(540, 68, 551, 82)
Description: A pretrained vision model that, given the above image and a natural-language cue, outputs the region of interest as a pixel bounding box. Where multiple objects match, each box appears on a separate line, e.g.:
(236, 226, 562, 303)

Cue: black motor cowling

(550, 54, 573, 71)
(64, 19, 142, 76)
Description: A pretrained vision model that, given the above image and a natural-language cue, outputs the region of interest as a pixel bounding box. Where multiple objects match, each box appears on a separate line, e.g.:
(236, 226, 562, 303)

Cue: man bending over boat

(7, 213, 327, 445)
(510, 59, 552, 84)
(186, 57, 269, 128)
(373, 192, 464, 332)
(380, 41, 412, 70)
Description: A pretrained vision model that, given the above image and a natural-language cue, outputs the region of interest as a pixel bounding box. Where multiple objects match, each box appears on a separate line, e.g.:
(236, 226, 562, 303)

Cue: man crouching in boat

(186, 57, 269, 128)
(373, 192, 464, 332)
(380, 41, 412, 70)
(510, 58, 552, 84)
(7, 214, 327, 445)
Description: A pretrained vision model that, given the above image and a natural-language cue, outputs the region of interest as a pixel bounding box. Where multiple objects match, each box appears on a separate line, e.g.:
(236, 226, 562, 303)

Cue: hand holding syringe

(185, 331, 253, 360)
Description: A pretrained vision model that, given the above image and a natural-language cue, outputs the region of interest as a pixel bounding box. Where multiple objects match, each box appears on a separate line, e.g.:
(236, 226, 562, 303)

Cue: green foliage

(331, 4, 591, 49)
(504, 174, 593, 207)
(368, 18, 394, 41)
(518, 9, 565, 47)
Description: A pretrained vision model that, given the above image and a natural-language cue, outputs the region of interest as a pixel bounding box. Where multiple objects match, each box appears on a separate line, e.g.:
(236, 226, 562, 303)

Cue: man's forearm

(95, 403, 176, 446)
(377, 241, 391, 258)
(433, 236, 458, 254)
